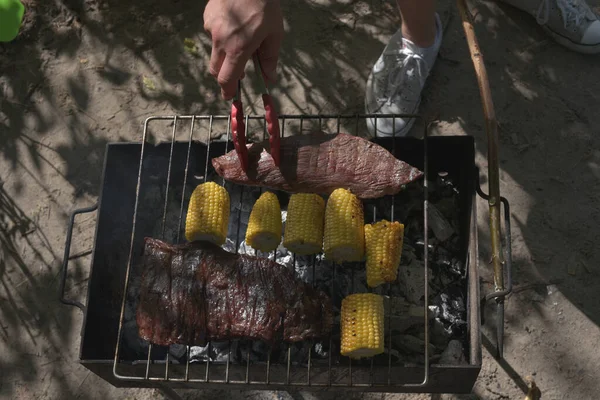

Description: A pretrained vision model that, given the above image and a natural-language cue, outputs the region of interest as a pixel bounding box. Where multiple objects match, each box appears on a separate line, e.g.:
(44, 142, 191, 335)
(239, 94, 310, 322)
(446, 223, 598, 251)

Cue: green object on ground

(0, 0, 25, 42)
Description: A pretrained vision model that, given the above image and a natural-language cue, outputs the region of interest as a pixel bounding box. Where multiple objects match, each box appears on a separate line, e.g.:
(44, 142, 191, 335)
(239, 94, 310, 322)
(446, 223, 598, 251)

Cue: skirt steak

(136, 238, 334, 346)
(211, 132, 423, 199)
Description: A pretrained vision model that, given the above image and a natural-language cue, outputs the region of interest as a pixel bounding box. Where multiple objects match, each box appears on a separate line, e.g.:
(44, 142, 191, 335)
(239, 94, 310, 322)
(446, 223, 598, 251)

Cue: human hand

(203, 0, 284, 100)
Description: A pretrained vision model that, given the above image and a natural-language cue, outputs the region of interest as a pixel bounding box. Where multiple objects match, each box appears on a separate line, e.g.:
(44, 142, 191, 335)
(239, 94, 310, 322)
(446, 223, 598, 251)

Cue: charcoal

(434, 197, 459, 224)
(398, 260, 431, 304)
(313, 341, 329, 359)
(428, 317, 454, 349)
(365, 181, 423, 222)
(384, 348, 402, 364)
(229, 185, 261, 215)
(385, 296, 430, 333)
(435, 171, 459, 199)
(123, 320, 149, 356)
(412, 237, 435, 260)
(429, 284, 468, 339)
(392, 335, 436, 355)
(425, 179, 438, 196)
(189, 341, 237, 363)
(389, 314, 427, 334)
(237, 341, 265, 364)
(428, 203, 455, 242)
(169, 344, 188, 360)
(435, 246, 464, 277)
(289, 342, 310, 364)
(439, 340, 467, 365)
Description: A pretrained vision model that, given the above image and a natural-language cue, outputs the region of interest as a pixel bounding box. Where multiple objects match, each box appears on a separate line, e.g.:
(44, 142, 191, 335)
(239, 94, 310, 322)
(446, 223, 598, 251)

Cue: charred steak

(211, 132, 424, 199)
(136, 238, 333, 346)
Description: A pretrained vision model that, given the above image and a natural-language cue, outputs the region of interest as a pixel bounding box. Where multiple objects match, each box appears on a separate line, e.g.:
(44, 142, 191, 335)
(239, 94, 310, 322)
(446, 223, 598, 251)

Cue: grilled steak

(211, 132, 423, 199)
(136, 238, 333, 346)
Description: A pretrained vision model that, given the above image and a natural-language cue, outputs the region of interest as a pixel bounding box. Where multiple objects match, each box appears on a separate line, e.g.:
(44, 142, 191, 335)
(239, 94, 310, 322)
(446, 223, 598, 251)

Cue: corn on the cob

(283, 193, 326, 255)
(364, 220, 405, 288)
(246, 191, 283, 252)
(185, 181, 230, 245)
(323, 188, 365, 263)
(340, 293, 385, 359)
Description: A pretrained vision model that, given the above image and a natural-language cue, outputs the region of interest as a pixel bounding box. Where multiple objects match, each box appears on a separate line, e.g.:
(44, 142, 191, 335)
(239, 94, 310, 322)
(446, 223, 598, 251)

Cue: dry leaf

(184, 38, 199, 56)
(142, 75, 156, 91)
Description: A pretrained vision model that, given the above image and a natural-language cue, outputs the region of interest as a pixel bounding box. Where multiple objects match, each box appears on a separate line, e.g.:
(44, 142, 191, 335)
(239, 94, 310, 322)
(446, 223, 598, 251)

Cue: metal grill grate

(111, 113, 439, 390)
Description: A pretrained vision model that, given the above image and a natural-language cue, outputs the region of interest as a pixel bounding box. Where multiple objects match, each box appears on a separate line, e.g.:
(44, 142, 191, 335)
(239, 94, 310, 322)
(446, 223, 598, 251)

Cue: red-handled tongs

(230, 54, 281, 172)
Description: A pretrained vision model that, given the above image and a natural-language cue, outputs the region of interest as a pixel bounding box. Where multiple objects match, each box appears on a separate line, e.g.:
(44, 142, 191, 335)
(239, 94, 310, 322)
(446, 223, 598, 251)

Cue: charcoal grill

(59, 111, 512, 395)
(59, 1, 513, 395)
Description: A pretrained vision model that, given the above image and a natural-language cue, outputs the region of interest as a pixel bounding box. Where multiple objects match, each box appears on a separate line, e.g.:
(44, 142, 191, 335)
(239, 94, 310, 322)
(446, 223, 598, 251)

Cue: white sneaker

(365, 13, 443, 138)
(501, 0, 600, 54)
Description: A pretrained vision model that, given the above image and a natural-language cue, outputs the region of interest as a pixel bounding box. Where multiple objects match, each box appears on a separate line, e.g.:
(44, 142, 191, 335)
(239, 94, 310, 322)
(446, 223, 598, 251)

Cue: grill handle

(475, 170, 513, 359)
(458, 0, 511, 361)
(59, 204, 98, 312)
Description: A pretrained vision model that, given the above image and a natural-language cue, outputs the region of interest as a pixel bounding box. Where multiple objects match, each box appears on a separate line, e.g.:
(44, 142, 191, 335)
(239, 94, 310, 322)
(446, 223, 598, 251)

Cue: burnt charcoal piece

(136, 238, 334, 347)
(435, 246, 465, 277)
(211, 132, 424, 199)
(429, 283, 467, 340)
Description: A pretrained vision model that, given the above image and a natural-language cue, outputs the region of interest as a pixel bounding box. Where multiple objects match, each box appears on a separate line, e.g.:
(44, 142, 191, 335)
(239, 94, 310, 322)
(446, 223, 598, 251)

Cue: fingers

(217, 52, 250, 100)
(257, 32, 283, 85)
(209, 45, 225, 79)
(209, 39, 248, 100)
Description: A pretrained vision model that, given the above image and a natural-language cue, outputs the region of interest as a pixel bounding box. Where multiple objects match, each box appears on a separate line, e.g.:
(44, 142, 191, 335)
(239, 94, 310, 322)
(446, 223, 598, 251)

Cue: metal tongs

(230, 54, 281, 172)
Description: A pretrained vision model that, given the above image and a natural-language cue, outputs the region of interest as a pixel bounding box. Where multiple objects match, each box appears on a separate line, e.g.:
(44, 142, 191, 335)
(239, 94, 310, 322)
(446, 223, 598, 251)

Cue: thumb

(257, 32, 283, 85)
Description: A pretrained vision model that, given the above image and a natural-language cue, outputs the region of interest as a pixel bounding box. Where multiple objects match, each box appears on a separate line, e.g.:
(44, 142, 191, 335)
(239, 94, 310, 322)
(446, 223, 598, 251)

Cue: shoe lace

(536, 0, 592, 28)
(375, 44, 428, 107)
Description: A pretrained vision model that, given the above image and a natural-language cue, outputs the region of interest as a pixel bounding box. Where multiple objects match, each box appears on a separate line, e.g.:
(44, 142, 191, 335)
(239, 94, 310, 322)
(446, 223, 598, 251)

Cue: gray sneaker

(365, 13, 443, 138)
(501, 0, 600, 54)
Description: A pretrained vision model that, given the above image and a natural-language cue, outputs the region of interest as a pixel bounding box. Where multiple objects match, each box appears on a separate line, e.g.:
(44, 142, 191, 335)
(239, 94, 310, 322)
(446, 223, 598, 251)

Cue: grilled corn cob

(185, 181, 230, 245)
(340, 293, 385, 359)
(283, 193, 326, 255)
(323, 188, 365, 263)
(246, 191, 283, 252)
(364, 220, 405, 288)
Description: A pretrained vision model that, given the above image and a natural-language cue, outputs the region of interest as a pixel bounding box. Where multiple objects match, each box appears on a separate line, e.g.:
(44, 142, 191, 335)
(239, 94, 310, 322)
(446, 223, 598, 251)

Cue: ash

(121, 163, 469, 368)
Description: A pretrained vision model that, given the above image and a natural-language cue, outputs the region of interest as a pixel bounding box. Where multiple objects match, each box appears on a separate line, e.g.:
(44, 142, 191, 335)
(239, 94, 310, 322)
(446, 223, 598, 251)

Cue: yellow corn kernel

(283, 193, 326, 255)
(185, 181, 230, 245)
(340, 293, 385, 359)
(246, 191, 283, 252)
(365, 220, 405, 288)
(323, 188, 365, 263)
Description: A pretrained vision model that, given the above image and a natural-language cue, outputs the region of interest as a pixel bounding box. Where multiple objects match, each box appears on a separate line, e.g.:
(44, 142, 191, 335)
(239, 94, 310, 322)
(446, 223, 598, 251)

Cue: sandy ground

(2, 0, 600, 399)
